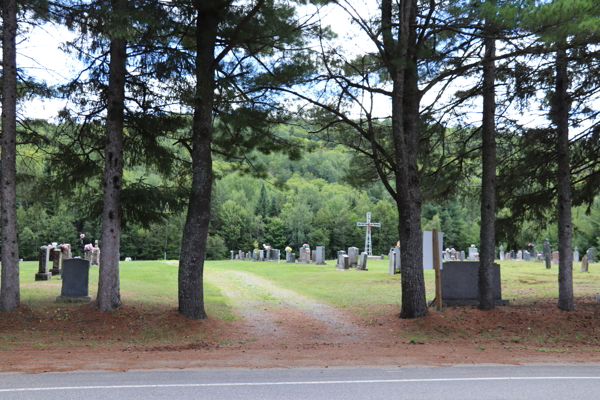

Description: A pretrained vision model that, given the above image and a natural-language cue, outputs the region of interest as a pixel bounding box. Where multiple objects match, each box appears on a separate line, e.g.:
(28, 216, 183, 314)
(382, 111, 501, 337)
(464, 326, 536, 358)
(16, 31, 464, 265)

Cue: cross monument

(356, 212, 381, 256)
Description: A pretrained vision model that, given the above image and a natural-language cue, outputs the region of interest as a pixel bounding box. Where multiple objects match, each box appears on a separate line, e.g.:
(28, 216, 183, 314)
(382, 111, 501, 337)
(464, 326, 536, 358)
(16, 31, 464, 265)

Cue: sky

(13, 2, 592, 136)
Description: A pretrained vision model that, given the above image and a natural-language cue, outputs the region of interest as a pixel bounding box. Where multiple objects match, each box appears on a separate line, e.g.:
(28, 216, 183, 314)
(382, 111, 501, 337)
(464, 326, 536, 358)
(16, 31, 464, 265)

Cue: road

(0, 365, 599, 399)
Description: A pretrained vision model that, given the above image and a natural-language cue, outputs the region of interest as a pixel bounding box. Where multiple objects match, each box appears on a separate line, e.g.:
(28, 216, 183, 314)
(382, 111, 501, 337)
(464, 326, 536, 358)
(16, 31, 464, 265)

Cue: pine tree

(255, 181, 269, 217)
(269, 195, 279, 217)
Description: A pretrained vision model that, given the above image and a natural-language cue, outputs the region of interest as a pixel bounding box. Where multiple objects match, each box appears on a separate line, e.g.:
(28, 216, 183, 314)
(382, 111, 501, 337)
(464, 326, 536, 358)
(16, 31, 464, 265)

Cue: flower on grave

(302, 243, 309, 248)
(471, 244, 476, 247)
(451, 248, 456, 252)
(285, 246, 292, 252)
(80, 234, 85, 239)
(528, 243, 533, 247)
(84, 244, 93, 251)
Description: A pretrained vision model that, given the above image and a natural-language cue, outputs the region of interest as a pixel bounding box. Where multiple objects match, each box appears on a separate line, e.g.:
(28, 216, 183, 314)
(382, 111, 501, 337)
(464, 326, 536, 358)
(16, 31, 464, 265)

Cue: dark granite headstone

(57, 259, 91, 302)
(441, 261, 508, 306)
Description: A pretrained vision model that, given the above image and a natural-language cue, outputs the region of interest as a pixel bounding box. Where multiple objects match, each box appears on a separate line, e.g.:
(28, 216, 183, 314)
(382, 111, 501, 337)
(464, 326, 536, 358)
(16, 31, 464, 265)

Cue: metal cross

(356, 212, 381, 256)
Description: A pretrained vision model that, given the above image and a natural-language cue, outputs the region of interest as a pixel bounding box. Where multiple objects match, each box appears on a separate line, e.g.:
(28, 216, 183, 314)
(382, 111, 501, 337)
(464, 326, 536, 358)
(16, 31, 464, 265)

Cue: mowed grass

(17, 258, 600, 319)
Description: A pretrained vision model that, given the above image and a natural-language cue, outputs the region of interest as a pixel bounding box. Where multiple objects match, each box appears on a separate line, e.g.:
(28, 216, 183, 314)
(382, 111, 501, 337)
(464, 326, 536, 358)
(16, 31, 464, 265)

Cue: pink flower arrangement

(84, 244, 93, 251)
(80, 234, 85, 239)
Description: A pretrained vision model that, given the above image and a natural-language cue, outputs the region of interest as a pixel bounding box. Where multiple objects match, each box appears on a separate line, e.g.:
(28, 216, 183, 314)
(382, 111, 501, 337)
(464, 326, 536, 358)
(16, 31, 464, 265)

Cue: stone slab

(441, 261, 505, 305)
(61, 259, 90, 297)
(35, 272, 52, 281)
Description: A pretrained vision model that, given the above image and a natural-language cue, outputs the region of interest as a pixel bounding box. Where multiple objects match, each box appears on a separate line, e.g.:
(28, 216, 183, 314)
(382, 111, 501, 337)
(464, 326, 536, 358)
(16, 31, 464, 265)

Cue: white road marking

(1, 377, 599, 392)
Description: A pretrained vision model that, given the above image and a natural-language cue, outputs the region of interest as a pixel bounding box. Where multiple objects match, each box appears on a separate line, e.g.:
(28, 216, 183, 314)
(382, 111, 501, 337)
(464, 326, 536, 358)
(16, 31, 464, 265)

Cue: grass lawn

(17, 258, 600, 317)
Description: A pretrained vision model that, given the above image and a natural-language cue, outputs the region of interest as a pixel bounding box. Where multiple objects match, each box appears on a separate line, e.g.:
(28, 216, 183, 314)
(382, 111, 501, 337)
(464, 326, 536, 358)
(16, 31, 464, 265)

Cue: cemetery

(3, 0, 600, 374)
(2, 253, 599, 372)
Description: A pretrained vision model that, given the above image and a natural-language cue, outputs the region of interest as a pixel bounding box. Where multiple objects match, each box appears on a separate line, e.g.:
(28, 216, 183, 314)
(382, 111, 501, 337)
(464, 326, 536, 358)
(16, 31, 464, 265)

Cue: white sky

(15, 2, 595, 136)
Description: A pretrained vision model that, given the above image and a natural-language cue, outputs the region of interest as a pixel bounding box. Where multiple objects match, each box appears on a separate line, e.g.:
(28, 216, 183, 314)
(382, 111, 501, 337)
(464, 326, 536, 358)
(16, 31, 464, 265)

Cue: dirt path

(207, 269, 367, 342)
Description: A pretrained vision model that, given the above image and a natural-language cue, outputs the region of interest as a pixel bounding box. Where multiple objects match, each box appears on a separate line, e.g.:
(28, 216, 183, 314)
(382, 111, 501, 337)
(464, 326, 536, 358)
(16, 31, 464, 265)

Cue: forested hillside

(14, 120, 600, 261)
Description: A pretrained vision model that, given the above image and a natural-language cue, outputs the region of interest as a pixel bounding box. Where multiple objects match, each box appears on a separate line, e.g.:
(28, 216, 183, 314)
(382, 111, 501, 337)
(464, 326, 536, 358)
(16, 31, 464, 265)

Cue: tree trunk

(383, 0, 427, 319)
(0, 0, 20, 312)
(95, 32, 127, 312)
(178, 4, 219, 319)
(479, 15, 497, 311)
(555, 45, 573, 311)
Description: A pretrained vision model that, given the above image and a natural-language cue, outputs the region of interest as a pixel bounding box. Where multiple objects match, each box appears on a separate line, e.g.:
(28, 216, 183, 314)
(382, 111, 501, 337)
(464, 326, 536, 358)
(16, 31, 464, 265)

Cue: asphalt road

(0, 365, 599, 399)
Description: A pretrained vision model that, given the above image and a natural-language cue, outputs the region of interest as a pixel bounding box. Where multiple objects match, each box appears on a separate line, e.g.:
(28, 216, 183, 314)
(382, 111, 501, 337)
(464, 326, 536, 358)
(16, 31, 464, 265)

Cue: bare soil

(1, 287, 599, 373)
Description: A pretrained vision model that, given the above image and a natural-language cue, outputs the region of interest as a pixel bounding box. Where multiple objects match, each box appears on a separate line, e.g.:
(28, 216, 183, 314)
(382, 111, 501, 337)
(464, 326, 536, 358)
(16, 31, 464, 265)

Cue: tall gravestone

(357, 252, 368, 271)
(574, 246, 580, 262)
(545, 253, 551, 269)
(587, 248, 596, 263)
(394, 245, 401, 273)
(230, 250, 234, 260)
(543, 239, 550, 260)
(259, 250, 264, 261)
(388, 249, 395, 275)
(35, 246, 52, 281)
(468, 247, 478, 260)
(532, 245, 537, 260)
(499, 245, 504, 261)
(51, 248, 62, 276)
(552, 251, 559, 264)
(581, 254, 589, 272)
(299, 247, 310, 264)
(316, 246, 326, 265)
(347, 247, 359, 268)
(56, 259, 92, 302)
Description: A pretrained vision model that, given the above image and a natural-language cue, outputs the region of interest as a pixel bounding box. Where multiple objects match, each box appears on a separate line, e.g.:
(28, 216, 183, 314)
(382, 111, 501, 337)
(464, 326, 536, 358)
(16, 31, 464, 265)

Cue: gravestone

(545, 253, 551, 269)
(51, 248, 62, 276)
(230, 250, 234, 260)
(259, 250, 264, 261)
(316, 246, 326, 265)
(516, 250, 522, 260)
(388, 249, 395, 275)
(468, 247, 478, 260)
(581, 254, 589, 272)
(347, 247, 359, 268)
(499, 245, 504, 261)
(91, 247, 100, 266)
(35, 246, 52, 281)
(394, 245, 401, 273)
(460, 251, 465, 261)
(56, 259, 92, 302)
(587, 248, 596, 263)
(574, 246, 580, 262)
(441, 261, 507, 306)
(552, 251, 559, 264)
(337, 254, 350, 270)
(286, 251, 292, 263)
(510, 250, 515, 259)
(357, 252, 368, 271)
(532, 245, 537, 261)
(543, 238, 550, 259)
(299, 247, 310, 264)
(311, 250, 317, 263)
(524, 250, 531, 262)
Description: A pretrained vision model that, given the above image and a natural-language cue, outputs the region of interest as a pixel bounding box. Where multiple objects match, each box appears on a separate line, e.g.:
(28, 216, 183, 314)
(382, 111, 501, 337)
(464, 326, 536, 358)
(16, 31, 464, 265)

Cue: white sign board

(423, 231, 443, 270)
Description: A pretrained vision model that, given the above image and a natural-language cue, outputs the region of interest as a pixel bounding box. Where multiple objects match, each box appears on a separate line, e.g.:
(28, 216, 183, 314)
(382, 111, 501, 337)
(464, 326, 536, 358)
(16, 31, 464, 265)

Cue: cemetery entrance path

(1, 267, 600, 373)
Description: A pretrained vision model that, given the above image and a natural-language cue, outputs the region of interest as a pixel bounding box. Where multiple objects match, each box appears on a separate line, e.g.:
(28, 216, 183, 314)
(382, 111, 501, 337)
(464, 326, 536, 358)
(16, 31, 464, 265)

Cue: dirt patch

(1, 289, 599, 373)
